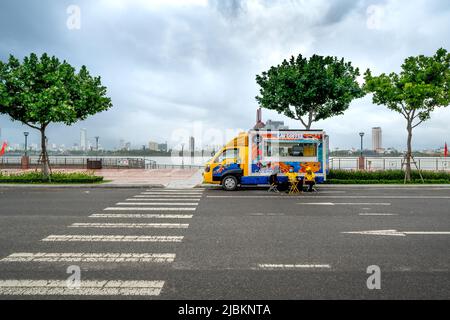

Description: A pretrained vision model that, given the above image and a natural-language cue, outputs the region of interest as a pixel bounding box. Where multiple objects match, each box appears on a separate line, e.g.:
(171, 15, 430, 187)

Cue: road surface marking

(299, 202, 391, 206)
(69, 223, 189, 229)
(148, 189, 204, 192)
(89, 214, 193, 219)
(358, 213, 398, 216)
(134, 195, 202, 198)
(116, 202, 198, 206)
(126, 198, 201, 201)
(207, 195, 450, 199)
(141, 192, 203, 196)
(257, 264, 331, 269)
(42, 235, 184, 242)
(104, 207, 196, 211)
(0, 280, 164, 296)
(342, 229, 450, 237)
(1, 253, 176, 263)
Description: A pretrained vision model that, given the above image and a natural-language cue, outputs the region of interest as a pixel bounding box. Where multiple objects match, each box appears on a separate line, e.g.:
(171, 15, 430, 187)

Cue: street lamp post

(181, 143, 185, 169)
(359, 132, 365, 170)
(359, 132, 364, 157)
(24, 132, 29, 156)
(22, 132, 30, 170)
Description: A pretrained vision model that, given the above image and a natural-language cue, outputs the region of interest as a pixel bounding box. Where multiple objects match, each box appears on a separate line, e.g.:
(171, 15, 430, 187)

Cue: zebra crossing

(0, 188, 204, 297)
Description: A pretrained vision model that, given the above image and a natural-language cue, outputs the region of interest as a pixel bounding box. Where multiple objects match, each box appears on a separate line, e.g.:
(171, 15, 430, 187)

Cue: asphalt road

(0, 185, 449, 299)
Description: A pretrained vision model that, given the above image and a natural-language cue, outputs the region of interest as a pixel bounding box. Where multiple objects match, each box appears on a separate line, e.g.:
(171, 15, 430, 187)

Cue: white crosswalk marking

(104, 207, 196, 211)
(126, 198, 201, 201)
(89, 213, 193, 219)
(147, 189, 204, 192)
(134, 195, 201, 198)
(141, 192, 203, 195)
(42, 235, 184, 242)
(1, 253, 176, 263)
(258, 264, 331, 269)
(69, 223, 189, 229)
(0, 280, 165, 296)
(116, 202, 198, 206)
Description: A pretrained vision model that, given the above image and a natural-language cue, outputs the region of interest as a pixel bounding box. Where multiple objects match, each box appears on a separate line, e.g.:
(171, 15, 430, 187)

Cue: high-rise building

(372, 127, 383, 153)
(189, 137, 195, 157)
(80, 128, 87, 151)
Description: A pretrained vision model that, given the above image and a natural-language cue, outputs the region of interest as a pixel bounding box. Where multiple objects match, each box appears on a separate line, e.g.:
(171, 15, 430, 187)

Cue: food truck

(203, 130, 329, 191)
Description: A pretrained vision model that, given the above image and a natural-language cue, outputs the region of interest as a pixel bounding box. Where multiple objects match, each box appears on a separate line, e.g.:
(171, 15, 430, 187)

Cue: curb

(0, 184, 166, 189)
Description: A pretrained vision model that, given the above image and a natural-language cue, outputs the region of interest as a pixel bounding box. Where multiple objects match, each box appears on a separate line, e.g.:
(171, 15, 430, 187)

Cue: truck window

(214, 148, 240, 163)
(264, 142, 317, 158)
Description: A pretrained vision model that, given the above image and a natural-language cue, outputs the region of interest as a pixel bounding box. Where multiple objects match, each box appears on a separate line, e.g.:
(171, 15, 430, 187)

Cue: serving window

(263, 141, 317, 158)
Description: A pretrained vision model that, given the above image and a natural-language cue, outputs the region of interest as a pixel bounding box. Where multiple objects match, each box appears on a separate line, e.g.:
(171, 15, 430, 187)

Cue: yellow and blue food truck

(203, 130, 329, 191)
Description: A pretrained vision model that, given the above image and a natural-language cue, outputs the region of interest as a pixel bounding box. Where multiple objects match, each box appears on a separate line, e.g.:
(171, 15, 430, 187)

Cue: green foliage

(0, 171, 103, 184)
(325, 179, 450, 184)
(327, 169, 450, 181)
(256, 54, 364, 129)
(364, 48, 450, 124)
(0, 53, 112, 127)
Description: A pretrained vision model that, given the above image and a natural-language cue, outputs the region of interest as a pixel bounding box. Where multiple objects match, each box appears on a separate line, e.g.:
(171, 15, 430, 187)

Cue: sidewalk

(0, 168, 204, 188)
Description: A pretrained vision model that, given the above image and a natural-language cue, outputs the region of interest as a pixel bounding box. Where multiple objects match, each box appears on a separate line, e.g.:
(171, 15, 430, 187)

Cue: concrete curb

(0, 184, 166, 189)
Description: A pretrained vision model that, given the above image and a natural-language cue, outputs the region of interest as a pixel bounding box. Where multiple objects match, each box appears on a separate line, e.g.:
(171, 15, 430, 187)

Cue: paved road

(0, 185, 449, 299)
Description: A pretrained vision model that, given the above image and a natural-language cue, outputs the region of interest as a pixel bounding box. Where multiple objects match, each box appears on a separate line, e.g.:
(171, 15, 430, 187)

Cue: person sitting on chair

(304, 166, 316, 192)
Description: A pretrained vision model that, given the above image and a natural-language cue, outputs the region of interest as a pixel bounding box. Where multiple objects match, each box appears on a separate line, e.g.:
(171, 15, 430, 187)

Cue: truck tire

(222, 175, 238, 191)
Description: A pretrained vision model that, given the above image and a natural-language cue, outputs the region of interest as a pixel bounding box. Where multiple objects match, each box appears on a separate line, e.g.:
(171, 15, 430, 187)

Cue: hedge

(327, 169, 450, 182)
(0, 171, 104, 184)
(325, 179, 450, 184)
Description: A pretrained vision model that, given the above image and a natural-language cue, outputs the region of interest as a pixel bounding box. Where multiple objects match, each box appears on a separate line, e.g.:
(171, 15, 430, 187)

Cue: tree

(364, 48, 450, 181)
(256, 54, 364, 129)
(0, 53, 112, 178)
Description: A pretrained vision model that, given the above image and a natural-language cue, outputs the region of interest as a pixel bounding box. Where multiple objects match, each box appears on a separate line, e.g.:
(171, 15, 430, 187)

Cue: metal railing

(330, 157, 450, 171)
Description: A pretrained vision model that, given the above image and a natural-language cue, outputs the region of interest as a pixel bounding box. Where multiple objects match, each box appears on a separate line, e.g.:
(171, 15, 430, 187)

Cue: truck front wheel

(222, 175, 239, 191)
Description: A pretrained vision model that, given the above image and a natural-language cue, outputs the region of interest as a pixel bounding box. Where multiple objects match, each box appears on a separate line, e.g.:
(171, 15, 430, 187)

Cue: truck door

(211, 148, 243, 182)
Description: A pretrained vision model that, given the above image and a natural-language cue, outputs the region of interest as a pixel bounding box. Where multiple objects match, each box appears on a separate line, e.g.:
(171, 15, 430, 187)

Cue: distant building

(158, 142, 168, 153)
(263, 119, 289, 130)
(372, 127, 383, 153)
(124, 142, 131, 151)
(80, 128, 87, 151)
(253, 108, 265, 129)
(148, 141, 159, 151)
(189, 137, 195, 157)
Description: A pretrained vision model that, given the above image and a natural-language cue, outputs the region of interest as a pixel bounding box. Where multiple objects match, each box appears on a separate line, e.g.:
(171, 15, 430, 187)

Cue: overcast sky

(0, 0, 449, 151)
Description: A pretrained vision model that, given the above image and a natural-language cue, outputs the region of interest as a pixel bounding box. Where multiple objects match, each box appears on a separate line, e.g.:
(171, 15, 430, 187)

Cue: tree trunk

(40, 127, 50, 178)
(405, 122, 413, 182)
(305, 110, 313, 130)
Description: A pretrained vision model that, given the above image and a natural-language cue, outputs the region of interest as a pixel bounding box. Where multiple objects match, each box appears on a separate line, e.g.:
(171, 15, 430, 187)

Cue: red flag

(0, 142, 7, 156)
(445, 142, 448, 157)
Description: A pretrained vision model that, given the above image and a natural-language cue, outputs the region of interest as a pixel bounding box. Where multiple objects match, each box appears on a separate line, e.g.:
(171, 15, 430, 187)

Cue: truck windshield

(214, 148, 239, 163)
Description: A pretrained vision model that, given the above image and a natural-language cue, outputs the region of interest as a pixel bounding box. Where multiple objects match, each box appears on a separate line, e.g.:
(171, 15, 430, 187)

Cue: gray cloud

(0, 0, 449, 151)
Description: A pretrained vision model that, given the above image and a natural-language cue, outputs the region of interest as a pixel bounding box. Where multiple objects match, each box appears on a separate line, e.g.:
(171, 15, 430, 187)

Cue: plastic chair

(288, 175, 300, 194)
(268, 173, 280, 193)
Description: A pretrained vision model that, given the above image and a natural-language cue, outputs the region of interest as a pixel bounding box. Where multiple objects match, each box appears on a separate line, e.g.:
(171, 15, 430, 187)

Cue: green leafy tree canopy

(364, 48, 450, 181)
(0, 53, 112, 176)
(256, 54, 365, 129)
